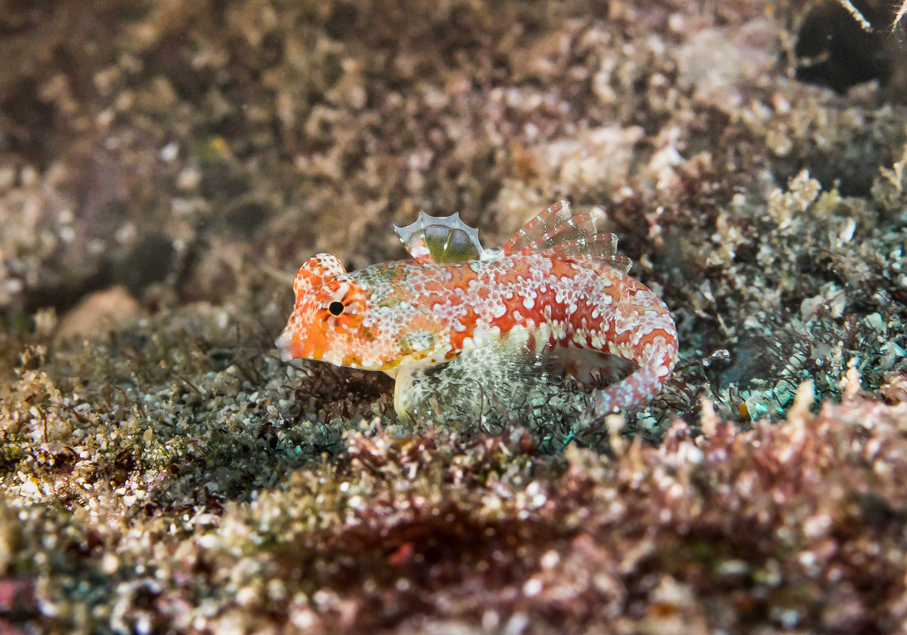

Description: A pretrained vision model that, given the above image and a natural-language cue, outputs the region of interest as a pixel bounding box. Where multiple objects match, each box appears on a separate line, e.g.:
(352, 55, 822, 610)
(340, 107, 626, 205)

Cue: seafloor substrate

(2, 0, 907, 632)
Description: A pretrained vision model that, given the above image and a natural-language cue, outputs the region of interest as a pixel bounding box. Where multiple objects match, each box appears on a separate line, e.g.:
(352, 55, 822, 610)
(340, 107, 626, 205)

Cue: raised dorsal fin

(528, 210, 608, 254)
(394, 212, 485, 265)
(541, 234, 633, 273)
(503, 200, 574, 256)
(505, 201, 629, 270)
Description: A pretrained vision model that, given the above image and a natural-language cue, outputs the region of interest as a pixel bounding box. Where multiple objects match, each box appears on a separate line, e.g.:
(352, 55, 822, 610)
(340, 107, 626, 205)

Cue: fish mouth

(274, 332, 298, 362)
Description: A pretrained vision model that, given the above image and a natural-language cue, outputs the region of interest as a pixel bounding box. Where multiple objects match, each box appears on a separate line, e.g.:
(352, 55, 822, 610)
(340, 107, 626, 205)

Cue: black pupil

(328, 301, 344, 316)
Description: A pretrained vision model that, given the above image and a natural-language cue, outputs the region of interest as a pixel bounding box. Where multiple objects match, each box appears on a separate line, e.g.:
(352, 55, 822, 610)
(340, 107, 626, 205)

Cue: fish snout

(275, 330, 303, 362)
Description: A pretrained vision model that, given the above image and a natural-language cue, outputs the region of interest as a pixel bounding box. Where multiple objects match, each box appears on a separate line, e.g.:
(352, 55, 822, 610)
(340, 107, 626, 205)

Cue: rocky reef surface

(1, 0, 907, 632)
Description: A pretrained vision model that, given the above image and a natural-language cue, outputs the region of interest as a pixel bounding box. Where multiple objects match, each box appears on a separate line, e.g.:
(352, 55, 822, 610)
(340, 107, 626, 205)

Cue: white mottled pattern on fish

(276, 201, 678, 418)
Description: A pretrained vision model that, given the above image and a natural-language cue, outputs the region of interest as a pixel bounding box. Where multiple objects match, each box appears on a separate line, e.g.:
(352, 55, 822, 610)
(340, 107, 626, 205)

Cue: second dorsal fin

(503, 200, 613, 256)
(503, 200, 574, 256)
(505, 200, 631, 271)
(541, 234, 632, 272)
(394, 212, 485, 265)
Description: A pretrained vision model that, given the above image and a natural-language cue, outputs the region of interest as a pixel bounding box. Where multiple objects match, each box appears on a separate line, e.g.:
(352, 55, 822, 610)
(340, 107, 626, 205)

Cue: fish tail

(590, 330, 677, 416)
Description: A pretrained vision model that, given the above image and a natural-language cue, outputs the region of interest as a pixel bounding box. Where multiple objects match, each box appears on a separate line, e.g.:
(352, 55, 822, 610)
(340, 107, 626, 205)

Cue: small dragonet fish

(276, 201, 678, 421)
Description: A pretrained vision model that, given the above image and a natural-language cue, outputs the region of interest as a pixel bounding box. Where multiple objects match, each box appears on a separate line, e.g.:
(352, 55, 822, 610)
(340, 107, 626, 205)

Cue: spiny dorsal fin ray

(394, 212, 485, 265)
(504, 201, 620, 263)
(503, 200, 573, 255)
(540, 234, 632, 273)
(522, 210, 609, 255)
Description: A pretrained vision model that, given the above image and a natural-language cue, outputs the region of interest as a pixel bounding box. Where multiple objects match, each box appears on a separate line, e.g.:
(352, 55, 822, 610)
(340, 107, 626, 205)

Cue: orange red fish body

(276, 201, 678, 420)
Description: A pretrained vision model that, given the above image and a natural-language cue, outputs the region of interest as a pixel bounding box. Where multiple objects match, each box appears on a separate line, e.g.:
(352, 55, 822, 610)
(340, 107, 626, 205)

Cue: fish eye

(328, 301, 344, 316)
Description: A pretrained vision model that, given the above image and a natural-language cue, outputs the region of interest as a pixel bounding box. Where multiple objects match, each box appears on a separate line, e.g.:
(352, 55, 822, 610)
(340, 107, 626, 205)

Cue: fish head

(276, 254, 371, 368)
(276, 254, 452, 372)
